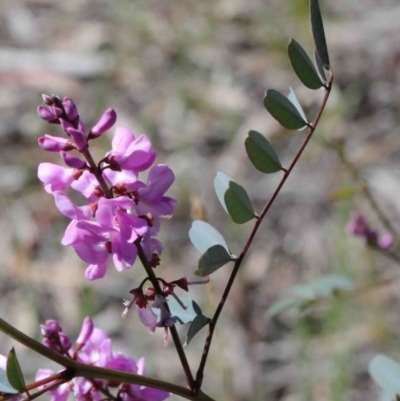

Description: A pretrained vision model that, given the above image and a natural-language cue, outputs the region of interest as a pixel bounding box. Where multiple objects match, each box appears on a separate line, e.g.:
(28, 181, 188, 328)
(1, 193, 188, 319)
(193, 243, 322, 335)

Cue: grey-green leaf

(314, 49, 327, 82)
(184, 314, 211, 346)
(224, 181, 256, 224)
(369, 354, 400, 398)
(195, 244, 234, 277)
(245, 130, 282, 174)
(214, 172, 231, 214)
(288, 39, 322, 89)
(293, 274, 354, 300)
(7, 348, 26, 393)
(189, 220, 229, 254)
(310, 0, 330, 68)
(267, 298, 312, 318)
(0, 369, 18, 394)
(264, 89, 307, 130)
(152, 297, 202, 325)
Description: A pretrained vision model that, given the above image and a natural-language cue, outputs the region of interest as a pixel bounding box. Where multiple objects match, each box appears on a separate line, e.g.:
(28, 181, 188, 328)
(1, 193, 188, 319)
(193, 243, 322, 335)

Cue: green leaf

(224, 181, 256, 224)
(152, 297, 203, 325)
(214, 172, 256, 223)
(288, 39, 323, 89)
(184, 314, 211, 346)
(310, 0, 330, 68)
(267, 298, 312, 318)
(0, 369, 18, 394)
(6, 348, 26, 393)
(189, 220, 229, 254)
(293, 274, 354, 300)
(245, 130, 282, 174)
(195, 244, 234, 276)
(369, 354, 400, 398)
(314, 48, 327, 82)
(264, 89, 307, 130)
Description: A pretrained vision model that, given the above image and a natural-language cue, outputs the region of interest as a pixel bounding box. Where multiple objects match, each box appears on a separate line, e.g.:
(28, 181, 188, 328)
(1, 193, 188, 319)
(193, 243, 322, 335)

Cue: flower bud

(76, 317, 94, 349)
(61, 151, 86, 169)
(67, 127, 87, 151)
(62, 97, 79, 121)
(38, 135, 74, 152)
(89, 108, 117, 139)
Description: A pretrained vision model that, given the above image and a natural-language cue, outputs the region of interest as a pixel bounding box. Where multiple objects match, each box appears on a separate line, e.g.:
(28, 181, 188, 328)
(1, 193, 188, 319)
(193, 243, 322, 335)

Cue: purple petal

(85, 263, 107, 280)
(111, 127, 135, 156)
(61, 151, 86, 169)
(140, 387, 170, 401)
(90, 108, 117, 138)
(136, 305, 157, 332)
(38, 163, 74, 194)
(96, 197, 134, 227)
(62, 97, 78, 121)
(76, 317, 94, 347)
(53, 192, 91, 220)
(378, 233, 393, 250)
(111, 232, 137, 271)
(38, 135, 73, 152)
(139, 165, 175, 200)
(71, 170, 99, 199)
(103, 169, 138, 186)
(118, 134, 155, 171)
(117, 211, 148, 242)
(37, 106, 56, 121)
(67, 127, 87, 151)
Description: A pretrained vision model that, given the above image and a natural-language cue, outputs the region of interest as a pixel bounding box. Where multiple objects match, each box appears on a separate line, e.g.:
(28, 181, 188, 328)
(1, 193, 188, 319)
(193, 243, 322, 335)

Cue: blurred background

(1, 0, 400, 400)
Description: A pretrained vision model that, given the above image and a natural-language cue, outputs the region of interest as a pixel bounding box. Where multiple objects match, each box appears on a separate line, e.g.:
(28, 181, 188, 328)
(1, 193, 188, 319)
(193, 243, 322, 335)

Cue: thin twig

(194, 71, 334, 390)
(0, 318, 213, 401)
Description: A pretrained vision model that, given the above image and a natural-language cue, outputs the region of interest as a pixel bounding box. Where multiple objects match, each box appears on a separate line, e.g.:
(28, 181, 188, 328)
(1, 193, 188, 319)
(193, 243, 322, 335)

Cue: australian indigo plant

(4, 1, 387, 400)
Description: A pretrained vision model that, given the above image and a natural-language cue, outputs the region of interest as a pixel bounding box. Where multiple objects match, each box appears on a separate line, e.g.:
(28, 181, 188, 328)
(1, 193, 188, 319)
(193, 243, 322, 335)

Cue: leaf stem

(194, 71, 334, 390)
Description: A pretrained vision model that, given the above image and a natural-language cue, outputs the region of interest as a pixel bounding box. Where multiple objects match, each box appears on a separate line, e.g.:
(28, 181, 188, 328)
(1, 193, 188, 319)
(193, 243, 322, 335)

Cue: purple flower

(37, 318, 169, 401)
(107, 127, 156, 172)
(347, 213, 393, 250)
(38, 163, 76, 194)
(37, 95, 176, 282)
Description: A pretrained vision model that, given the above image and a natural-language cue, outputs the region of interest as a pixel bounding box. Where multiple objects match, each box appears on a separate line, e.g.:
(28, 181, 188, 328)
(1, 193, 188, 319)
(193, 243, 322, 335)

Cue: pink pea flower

(35, 369, 71, 401)
(107, 127, 156, 172)
(37, 317, 169, 401)
(132, 165, 176, 218)
(38, 163, 77, 194)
